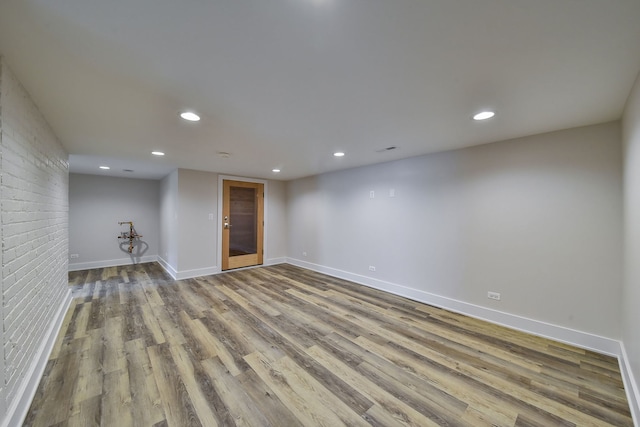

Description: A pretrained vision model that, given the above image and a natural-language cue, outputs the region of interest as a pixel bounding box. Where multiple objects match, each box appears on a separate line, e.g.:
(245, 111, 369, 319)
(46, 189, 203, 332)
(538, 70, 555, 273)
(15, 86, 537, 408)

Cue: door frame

(217, 175, 269, 272)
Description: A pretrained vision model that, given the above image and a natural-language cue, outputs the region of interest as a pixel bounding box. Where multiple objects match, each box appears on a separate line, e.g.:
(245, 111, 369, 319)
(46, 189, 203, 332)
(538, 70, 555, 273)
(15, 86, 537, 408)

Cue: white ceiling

(1, 0, 639, 181)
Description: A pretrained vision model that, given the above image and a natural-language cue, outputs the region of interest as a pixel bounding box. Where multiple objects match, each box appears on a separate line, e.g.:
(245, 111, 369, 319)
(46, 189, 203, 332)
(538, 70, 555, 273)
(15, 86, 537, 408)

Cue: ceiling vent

(376, 146, 398, 153)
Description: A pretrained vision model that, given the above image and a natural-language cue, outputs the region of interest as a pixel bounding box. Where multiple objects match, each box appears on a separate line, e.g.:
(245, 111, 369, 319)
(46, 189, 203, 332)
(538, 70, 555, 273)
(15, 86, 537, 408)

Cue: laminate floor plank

(201, 356, 273, 427)
(168, 344, 221, 427)
(72, 328, 104, 407)
(101, 369, 134, 427)
(147, 344, 202, 427)
(125, 338, 166, 426)
(25, 262, 633, 426)
(221, 285, 376, 415)
(67, 394, 101, 427)
(306, 343, 445, 427)
(236, 368, 303, 427)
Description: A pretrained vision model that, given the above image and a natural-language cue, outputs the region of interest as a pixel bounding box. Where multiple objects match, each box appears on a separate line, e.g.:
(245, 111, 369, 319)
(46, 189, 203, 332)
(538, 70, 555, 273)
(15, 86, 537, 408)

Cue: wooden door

(222, 180, 264, 270)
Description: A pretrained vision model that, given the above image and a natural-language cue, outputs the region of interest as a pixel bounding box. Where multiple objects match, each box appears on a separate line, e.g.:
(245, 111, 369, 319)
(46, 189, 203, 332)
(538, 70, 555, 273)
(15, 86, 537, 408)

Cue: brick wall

(0, 59, 69, 422)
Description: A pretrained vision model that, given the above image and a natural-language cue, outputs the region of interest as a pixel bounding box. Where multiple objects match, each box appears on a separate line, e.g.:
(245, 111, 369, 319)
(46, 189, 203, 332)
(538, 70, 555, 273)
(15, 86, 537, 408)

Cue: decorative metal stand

(118, 221, 143, 253)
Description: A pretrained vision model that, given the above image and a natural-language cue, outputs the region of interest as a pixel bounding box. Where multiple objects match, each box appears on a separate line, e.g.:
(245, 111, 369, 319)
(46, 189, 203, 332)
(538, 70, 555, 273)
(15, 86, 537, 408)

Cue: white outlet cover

(488, 291, 501, 301)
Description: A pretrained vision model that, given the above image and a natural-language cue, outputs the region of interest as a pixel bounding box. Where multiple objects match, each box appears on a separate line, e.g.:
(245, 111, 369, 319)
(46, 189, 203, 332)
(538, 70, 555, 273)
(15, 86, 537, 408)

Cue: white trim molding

(2, 289, 73, 427)
(72, 255, 282, 282)
(266, 257, 286, 266)
(174, 266, 219, 280)
(62, 255, 639, 424)
(157, 259, 283, 280)
(619, 342, 640, 427)
(287, 258, 640, 424)
(286, 257, 622, 357)
(156, 256, 177, 279)
(156, 255, 221, 280)
(69, 255, 158, 271)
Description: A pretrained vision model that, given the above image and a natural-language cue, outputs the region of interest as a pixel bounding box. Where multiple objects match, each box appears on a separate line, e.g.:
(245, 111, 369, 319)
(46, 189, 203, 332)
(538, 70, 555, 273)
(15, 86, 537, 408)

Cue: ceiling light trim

(180, 111, 201, 122)
(473, 111, 496, 121)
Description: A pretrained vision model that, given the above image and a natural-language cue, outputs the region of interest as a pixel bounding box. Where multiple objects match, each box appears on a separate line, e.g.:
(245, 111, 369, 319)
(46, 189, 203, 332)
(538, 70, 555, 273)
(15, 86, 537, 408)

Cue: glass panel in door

(229, 186, 257, 256)
(222, 180, 264, 270)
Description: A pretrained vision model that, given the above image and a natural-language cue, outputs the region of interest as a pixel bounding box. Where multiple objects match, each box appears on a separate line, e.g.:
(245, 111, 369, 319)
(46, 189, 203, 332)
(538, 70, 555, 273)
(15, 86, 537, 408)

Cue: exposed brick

(0, 59, 68, 419)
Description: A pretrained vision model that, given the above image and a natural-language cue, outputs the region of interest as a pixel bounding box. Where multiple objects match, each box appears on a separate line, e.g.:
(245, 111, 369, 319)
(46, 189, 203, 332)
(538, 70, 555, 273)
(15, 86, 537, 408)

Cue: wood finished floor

(24, 262, 633, 427)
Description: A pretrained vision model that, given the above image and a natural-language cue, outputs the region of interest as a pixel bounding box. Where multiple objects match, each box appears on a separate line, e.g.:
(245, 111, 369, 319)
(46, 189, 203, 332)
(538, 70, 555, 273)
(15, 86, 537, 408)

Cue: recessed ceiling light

(180, 111, 200, 122)
(99, 166, 110, 170)
(334, 152, 345, 157)
(151, 151, 165, 156)
(473, 111, 496, 121)
(272, 169, 281, 173)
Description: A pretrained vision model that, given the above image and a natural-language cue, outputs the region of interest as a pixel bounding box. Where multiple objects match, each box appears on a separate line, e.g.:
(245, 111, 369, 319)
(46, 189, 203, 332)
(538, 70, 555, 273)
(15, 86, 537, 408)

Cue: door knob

(224, 223, 232, 229)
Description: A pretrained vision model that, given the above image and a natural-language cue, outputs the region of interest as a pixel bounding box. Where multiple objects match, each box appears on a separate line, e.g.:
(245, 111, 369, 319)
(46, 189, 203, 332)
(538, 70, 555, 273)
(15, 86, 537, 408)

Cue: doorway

(221, 179, 264, 270)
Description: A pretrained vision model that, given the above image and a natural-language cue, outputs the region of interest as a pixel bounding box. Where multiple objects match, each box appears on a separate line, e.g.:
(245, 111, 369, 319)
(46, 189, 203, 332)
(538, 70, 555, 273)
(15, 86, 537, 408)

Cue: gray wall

(622, 71, 640, 418)
(287, 122, 623, 339)
(159, 170, 178, 269)
(177, 169, 218, 274)
(0, 59, 70, 426)
(159, 169, 288, 278)
(266, 180, 288, 260)
(69, 174, 160, 270)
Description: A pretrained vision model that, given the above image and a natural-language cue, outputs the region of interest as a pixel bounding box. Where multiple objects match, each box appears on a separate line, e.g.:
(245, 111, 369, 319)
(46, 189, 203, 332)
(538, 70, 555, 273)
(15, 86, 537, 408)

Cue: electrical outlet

(208, 213, 214, 220)
(488, 291, 501, 301)
(369, 266, 376, 272)
(302, 251, 307, 257)
(370, 190, 375, 199)
(70, 254, 79, 259)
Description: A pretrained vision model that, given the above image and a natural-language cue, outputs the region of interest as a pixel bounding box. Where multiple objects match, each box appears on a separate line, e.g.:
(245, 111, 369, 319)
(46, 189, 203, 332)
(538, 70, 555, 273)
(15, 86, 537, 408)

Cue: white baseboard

(156, 257, 286, 280)
(73, 253, 287, 281)
(287, 258, 640, 422)
(2, 289, 73, 427)
(156, 256, 177, 279)
(69, 255, 158, 271)
(68, 255, 626, 357)
(619, 342, 640, 427)
(286, 257, 621, 357)
(174, 266, 219, 280)
(156, 256, 218, 280)
(62, 255, 639, 424)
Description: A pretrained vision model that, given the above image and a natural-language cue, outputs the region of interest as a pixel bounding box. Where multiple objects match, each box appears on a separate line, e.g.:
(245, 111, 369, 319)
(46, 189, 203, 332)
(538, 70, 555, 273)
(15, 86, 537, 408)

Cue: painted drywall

(622, 70, 640, 420)
(177, 169, 218, 274)
(159, 169, 287, 279)
(266, 179, 287, 262)
(0, 59, 70, 427)
(159, 170, 178, 272)
(68, 174, 160, 270)
(287, 122, 623, 339)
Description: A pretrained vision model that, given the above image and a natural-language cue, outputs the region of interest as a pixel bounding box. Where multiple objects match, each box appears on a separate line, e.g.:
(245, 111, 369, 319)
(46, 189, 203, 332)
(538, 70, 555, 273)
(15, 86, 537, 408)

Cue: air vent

(376, 146, 398, 153)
